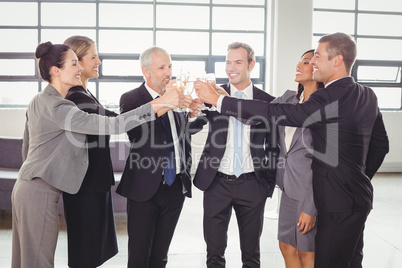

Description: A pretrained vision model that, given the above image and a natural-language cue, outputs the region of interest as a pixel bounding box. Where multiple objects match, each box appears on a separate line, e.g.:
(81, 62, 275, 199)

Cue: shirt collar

(325, 76, 350, 88)
(230, 82, 253, 99)
(144, 82, 162, 99)
(299, 90, 304, 103)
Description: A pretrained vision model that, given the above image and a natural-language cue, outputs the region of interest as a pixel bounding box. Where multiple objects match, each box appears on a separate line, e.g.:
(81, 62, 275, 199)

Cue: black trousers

(126, 176, 185, 268)
(315, 210, 370, 268)
(203, 172, 269, 268)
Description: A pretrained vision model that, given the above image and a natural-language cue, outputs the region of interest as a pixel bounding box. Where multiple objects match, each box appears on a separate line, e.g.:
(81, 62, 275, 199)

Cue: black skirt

(63, 190, 118, 267)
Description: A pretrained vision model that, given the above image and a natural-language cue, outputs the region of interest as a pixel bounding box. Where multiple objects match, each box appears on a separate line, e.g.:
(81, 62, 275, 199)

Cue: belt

(216, 171, 255, 182)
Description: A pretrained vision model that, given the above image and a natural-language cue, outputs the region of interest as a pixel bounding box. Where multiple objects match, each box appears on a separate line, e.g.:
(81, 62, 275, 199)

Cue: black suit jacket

(221, 77, 389, 213)
(116, 82, 192, 202)
(190, 83, 278, 195)
(65, 86, 118, 193)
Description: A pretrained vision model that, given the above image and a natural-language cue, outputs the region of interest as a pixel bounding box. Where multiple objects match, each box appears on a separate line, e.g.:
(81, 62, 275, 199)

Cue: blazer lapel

(139, 83, 154, 104)
(250, 85, 262, 141)
(220, 83, 232, 138)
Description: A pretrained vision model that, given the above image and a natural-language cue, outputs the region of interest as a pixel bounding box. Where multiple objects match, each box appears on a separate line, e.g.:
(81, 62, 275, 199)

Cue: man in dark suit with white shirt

(196, 33, 389, 268)
(191, 42, 279, 268)
(117, 46, 192, 268)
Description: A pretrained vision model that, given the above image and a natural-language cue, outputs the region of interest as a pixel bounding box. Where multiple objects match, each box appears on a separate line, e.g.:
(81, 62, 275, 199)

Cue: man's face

(225, 47, 255, 90)
(310, 42, 335, 85)
(144, 51, 172, 93)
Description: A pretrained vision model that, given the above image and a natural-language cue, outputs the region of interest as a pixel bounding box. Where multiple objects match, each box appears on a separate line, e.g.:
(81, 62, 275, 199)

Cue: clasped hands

(150, 80, 191, 116)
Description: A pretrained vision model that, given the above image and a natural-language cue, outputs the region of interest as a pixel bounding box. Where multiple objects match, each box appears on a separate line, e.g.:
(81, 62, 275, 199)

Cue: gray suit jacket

(19, 84, 155, 194)
(272, 90, 316, 216)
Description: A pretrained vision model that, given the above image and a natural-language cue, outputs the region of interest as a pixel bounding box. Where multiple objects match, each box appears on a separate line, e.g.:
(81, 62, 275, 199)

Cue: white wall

(1, 0, 400, 172)
(379, 111, 402, 172)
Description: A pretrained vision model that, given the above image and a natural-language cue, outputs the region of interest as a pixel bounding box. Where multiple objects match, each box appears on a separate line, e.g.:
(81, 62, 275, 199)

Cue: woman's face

(295, 51, 314, 84)
(58, 50, 83, 88)
(79, 43, 101, 81)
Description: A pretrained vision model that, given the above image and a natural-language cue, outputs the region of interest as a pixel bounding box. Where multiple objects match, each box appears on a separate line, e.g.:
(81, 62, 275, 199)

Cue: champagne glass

(174, 70, 187, 112)
(181, 72, 194, 113)
(206, 73, 218, 111)
(194, 73, 207, 116)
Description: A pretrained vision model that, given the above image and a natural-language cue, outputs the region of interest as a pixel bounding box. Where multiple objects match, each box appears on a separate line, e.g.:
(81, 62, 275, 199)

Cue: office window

(0, 0, 268, 108)
(313, 0, 402, 109)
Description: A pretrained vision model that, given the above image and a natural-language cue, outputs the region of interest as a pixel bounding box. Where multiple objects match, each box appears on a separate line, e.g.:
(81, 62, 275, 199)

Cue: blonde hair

(64, 35, 95, 61)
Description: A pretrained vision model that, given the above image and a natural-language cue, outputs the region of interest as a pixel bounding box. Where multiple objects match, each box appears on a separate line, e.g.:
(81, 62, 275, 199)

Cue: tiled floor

(1, 173, 401, 267)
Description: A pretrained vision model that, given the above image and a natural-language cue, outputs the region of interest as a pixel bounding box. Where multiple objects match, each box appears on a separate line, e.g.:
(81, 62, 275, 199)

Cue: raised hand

(179, 93, 193, 110)
(189, 98, 203, 118)
(163, 80, 182, 109)
(194, 80, 220, 106)
(150, 80, 181, 116)
(215, 86, 229, 97)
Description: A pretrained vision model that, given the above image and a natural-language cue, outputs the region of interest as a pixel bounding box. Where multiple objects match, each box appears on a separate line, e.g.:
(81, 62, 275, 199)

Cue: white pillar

(264, 0, 314, 220)
(266, 0, 314, 97)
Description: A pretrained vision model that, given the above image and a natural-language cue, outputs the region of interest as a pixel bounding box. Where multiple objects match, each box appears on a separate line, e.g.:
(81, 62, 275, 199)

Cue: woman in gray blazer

(272, 49, 324, 268)
(11, 41, 180, 268)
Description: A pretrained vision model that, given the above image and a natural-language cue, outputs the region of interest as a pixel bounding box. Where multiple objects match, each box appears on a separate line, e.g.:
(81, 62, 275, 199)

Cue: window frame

(313, 3, 402, 110)
(0, 0, 268, 108)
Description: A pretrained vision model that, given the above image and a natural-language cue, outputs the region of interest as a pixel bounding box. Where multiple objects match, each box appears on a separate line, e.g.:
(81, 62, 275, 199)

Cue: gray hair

(139, 46, 170, 69)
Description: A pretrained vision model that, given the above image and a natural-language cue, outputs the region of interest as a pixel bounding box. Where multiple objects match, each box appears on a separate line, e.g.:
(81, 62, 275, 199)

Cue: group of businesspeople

(10, 31, 389, 268)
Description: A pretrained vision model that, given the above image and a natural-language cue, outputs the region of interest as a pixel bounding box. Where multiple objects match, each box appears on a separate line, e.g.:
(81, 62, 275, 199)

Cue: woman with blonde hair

(62, 35, 118, 268)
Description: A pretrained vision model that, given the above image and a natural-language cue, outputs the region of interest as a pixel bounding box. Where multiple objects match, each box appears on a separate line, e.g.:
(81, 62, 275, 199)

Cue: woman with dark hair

(272, 49, 324, 268)
(11, 41, 180, 268)
(62, 35, 118, 268)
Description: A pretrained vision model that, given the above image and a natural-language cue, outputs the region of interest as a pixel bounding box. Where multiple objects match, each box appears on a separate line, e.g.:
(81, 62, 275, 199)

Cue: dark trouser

(203, 172, 269, 268)
(315, 210, 370, 268)
(126, 176, 185, 268)
(350, 231, 364, 268)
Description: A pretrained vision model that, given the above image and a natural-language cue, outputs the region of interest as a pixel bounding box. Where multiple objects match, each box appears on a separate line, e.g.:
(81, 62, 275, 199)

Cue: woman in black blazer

(62, 36, 118, 268)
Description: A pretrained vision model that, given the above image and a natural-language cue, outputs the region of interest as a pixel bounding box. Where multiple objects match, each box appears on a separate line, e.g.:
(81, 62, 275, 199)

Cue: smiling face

(225, 47, 255, 90)
(143, 51, 172, 94)
(59, 49, 83, 88)
(295, 51, 314, 85)
(79, 43, 101, 83)
(310, 42, 336, 85)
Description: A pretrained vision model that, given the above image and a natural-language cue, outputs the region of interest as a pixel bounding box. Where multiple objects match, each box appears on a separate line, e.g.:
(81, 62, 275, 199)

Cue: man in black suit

(196, 33, 389, 268)
(116, 46, 192, 268)
(191, 42, 279, 268)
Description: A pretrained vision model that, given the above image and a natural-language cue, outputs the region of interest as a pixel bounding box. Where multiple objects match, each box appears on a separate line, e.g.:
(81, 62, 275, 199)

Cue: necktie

(233, 91, 244, 177)
(161, 112, 176, 186)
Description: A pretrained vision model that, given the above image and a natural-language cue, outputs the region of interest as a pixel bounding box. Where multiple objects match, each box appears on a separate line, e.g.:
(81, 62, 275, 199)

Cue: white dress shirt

(218, 83, 255, 176)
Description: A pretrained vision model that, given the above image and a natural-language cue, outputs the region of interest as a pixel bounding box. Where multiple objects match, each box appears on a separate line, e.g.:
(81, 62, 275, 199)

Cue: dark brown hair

(35, 41, 70, 82)
(296, 49, 325, 99)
